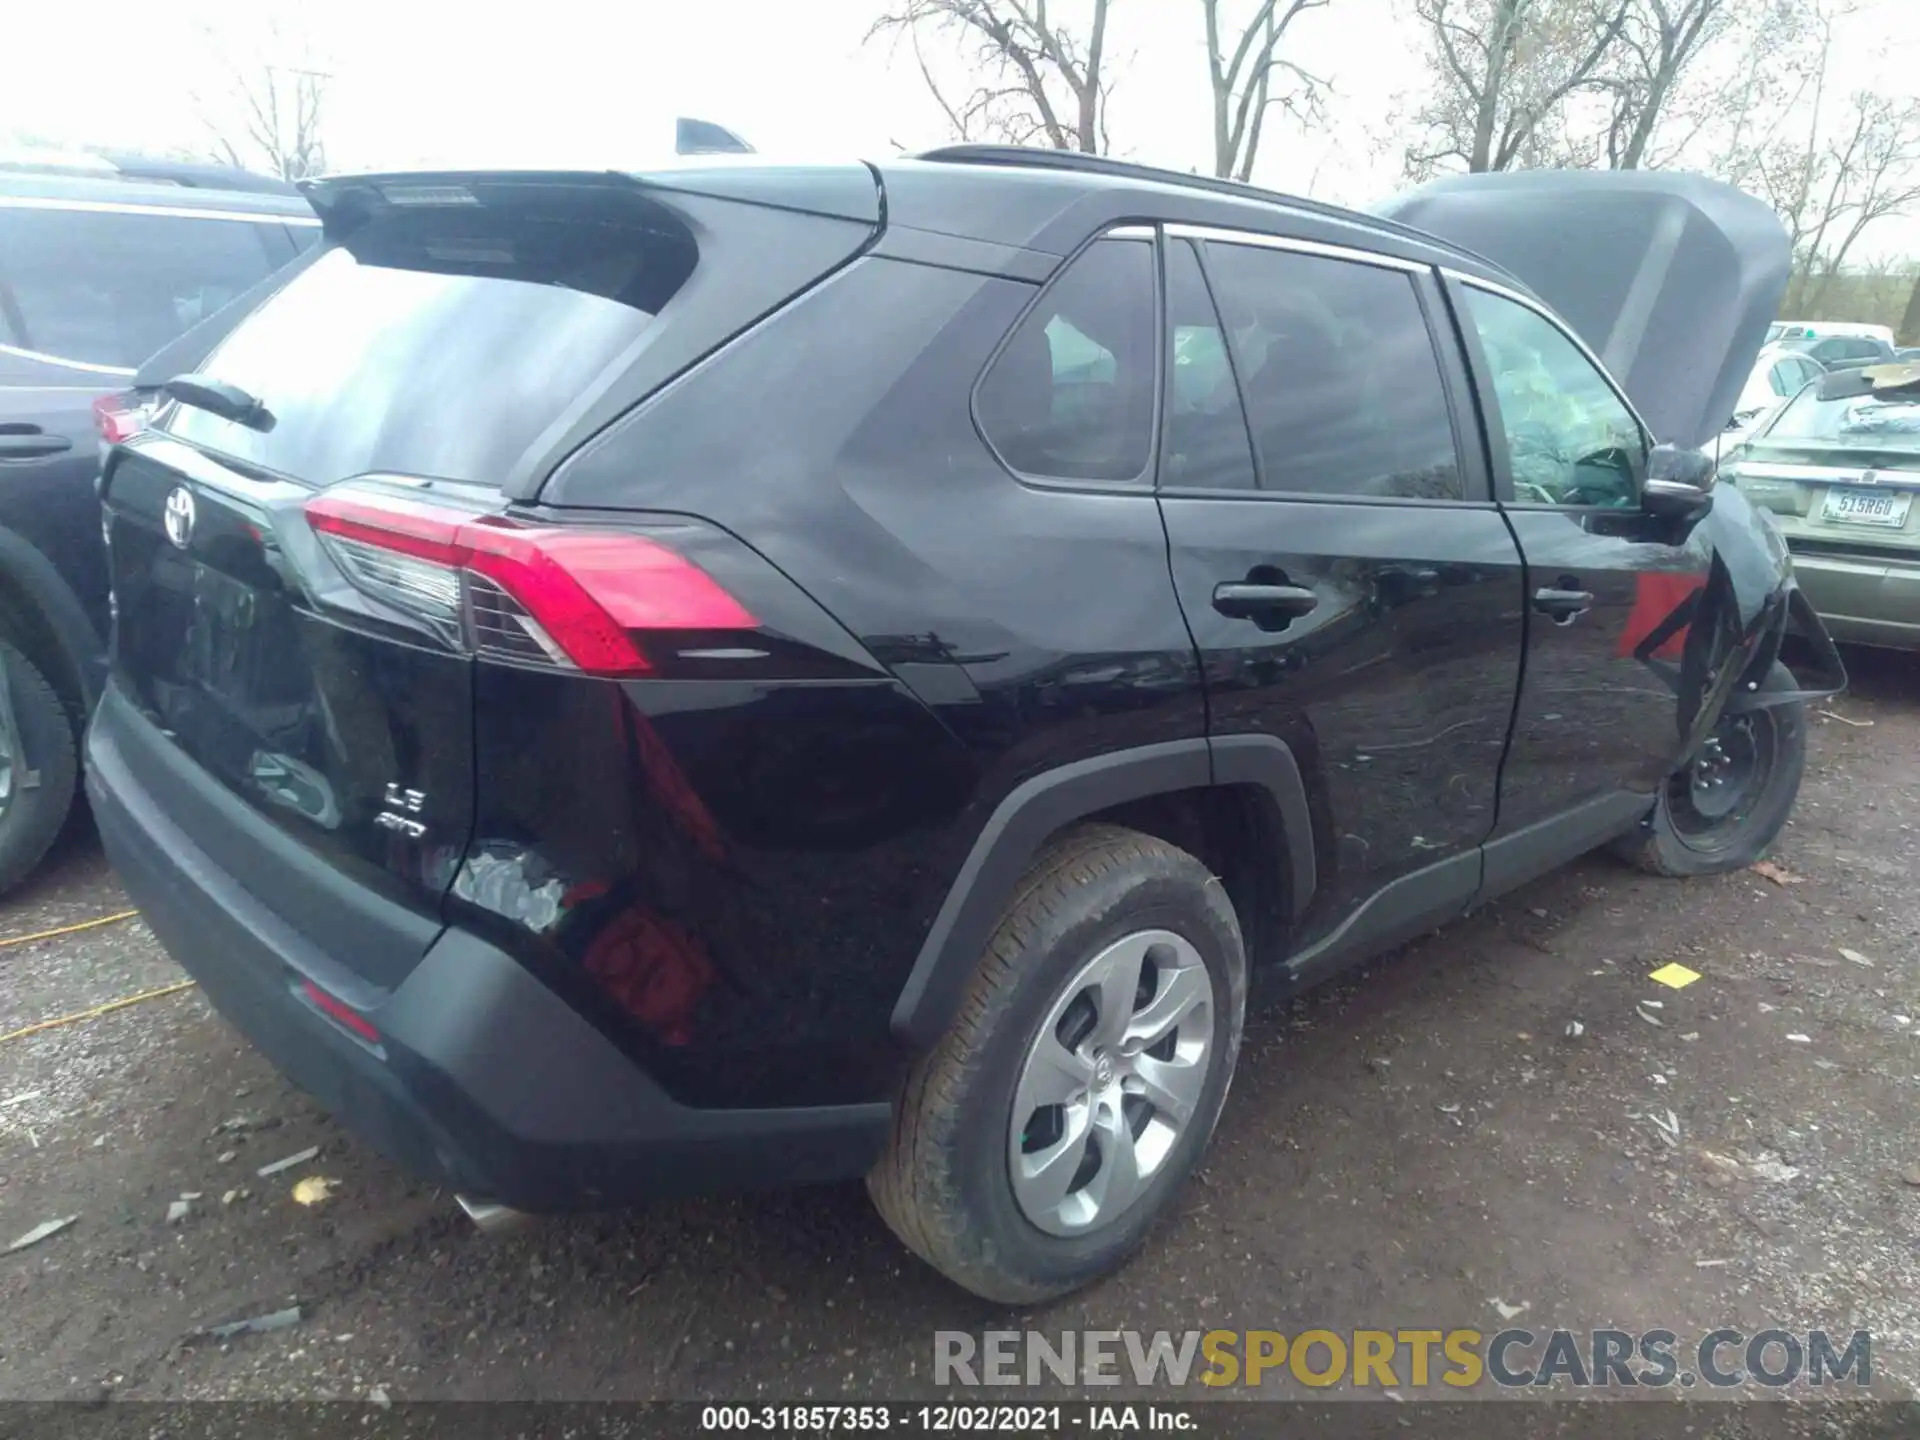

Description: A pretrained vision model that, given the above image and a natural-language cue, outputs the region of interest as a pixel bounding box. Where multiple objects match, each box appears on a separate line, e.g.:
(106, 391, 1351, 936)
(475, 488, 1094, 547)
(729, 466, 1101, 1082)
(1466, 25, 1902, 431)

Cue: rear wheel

(0, 639, 78, 895)
(868, 824, 1246, 1303)
(1612, 661, 1806, 877)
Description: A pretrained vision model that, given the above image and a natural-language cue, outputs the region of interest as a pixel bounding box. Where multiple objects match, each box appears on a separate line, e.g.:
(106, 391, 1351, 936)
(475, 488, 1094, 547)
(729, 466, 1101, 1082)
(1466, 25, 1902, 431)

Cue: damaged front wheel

(1612, 661, 1807, 878)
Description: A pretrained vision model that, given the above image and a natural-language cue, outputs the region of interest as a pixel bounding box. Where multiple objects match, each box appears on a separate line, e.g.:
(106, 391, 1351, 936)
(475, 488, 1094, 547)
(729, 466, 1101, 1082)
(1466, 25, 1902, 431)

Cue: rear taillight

(304, 488, 756, 676)
(92, 392, 145, 444)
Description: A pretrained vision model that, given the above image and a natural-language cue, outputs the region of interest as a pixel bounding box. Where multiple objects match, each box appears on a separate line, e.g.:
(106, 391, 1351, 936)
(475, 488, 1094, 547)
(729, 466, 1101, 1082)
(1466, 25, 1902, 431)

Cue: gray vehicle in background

(1776, 331, 1899, 371)
(0, 155, 317, 890)
(1722, 363, 1920, 650)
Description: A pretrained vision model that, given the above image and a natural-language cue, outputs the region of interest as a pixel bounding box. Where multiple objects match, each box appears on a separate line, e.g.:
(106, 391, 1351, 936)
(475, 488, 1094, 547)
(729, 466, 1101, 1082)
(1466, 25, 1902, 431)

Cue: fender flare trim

(1208, 732, 1317, 920)
(888, 734, 1316, 1049)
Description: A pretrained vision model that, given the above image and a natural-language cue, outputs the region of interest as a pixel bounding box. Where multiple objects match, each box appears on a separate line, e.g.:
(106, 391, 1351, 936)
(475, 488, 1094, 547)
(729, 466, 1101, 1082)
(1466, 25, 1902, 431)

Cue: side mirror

(1642, 443, 1715, 521)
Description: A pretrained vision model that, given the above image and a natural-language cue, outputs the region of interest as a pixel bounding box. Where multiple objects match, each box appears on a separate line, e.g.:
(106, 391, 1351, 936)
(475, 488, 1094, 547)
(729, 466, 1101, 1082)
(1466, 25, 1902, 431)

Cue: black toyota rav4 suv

(88, 150, 1845, 1302)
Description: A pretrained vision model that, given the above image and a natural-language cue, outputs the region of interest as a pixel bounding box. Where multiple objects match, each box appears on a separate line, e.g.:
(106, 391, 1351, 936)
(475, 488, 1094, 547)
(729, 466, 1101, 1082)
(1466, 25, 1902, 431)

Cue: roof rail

(913, 144, 1493, 265)
(97, 153, 302, 195)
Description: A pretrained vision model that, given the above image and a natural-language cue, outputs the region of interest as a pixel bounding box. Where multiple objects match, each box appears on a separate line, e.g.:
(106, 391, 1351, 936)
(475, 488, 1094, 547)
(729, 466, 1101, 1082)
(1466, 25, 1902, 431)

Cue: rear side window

(0, 204, 285, 372)
(1203, 241, 1463, 500)
(1818, 337, 1885, 363)
(977, 237, 1156, 483)
(160, 193, 698, 487)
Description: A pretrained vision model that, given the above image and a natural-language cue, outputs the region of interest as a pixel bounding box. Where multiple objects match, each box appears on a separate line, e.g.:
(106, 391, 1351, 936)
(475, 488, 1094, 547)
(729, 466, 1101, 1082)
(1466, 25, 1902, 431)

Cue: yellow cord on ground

(0, 978, 198, 1047)
(0, 909, 139, 950)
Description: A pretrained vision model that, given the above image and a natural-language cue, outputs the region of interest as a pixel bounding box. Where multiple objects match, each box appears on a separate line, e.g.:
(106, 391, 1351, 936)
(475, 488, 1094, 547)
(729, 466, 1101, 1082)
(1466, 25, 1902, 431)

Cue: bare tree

(871, 0, 1115, 152)
(1403, 0, 1631, 176)
(1201, 0, 1331, 180)
(1714, 12, 1920, 315)
(1901, 273, 1920, 345)
(1582, 0, 1826, 170)
(1593, 0, 1734, 167)
(195, 23, 330, 181)
(1766, 94, 1920, 312)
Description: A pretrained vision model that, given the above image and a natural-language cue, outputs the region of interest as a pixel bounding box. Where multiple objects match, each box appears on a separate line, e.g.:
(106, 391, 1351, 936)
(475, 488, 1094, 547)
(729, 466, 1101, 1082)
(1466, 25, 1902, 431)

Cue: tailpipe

(456, 1194, 533, 1236)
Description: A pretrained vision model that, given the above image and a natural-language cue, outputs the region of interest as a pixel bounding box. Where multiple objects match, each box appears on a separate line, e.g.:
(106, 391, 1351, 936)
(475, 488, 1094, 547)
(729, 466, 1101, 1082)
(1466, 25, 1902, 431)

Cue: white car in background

(1720, 342, 1828, 450)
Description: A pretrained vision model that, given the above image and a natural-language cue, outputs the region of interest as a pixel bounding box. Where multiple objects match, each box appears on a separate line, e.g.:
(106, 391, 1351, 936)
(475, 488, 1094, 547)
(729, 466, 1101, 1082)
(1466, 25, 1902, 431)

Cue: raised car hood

(1377, 171, 1790, 450)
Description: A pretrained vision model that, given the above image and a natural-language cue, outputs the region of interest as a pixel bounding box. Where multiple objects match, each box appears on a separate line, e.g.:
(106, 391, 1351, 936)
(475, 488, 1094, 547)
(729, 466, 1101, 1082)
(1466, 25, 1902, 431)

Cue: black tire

(1611, 660, 1807, 878)
(868, 823, 1247, 1303)
(0, 639, 79, 895)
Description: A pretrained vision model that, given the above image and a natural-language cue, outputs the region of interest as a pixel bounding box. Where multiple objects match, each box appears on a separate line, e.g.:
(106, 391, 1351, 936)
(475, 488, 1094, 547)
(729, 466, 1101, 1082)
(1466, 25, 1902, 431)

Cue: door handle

(0, 434, 73, 461)
(1212, 582, 1320, 624)
(1532, 587, 1595, 624)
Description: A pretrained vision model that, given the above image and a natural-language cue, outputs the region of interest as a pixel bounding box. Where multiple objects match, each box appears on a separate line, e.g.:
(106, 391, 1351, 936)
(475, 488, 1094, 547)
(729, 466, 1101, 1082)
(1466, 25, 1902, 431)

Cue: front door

(1154, 228, 1525, 980)
(1445, 276, 1715, 888)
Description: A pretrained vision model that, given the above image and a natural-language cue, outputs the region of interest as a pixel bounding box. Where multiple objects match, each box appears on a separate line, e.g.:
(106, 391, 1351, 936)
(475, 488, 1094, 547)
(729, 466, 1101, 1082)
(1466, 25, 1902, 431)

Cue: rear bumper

(1789, 549, 1920, 651)
(86, 685, 891, 1210)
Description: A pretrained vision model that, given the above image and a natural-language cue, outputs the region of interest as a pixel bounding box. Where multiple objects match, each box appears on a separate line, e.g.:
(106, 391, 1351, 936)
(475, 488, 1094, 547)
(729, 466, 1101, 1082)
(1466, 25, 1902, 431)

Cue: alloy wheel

(1008, 929, 1215, 1237)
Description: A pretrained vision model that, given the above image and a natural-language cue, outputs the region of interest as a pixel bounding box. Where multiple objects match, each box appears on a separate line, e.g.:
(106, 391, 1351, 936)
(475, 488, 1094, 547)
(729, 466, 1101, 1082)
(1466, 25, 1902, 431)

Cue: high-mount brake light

(304, 489, 756, 676)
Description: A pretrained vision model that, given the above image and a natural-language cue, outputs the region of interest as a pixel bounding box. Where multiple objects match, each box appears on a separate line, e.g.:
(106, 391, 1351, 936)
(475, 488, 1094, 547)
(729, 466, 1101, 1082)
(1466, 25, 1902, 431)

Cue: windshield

(1765, 387, 1920, 452)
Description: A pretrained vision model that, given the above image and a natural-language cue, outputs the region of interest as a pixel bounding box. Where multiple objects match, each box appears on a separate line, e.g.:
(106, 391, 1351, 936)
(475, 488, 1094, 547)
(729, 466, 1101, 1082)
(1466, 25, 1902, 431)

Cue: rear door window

(1203, 240, 1463, 500)
(0, 203, 286, 372)
(976, 236, 1156, 483)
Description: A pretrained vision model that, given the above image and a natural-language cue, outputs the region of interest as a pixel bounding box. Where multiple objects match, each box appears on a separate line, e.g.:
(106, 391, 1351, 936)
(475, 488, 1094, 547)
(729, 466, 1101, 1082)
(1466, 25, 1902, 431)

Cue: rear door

(1155, 227, 1525, 976)
(0, 197, 291, 637)
(1445, 274, 1712, 884)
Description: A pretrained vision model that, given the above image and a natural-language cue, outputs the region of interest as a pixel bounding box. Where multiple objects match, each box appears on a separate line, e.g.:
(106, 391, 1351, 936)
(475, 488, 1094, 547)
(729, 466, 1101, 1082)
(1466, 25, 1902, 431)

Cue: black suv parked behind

(88, 151, 1845, 1302)
(0, 154, 315, 889)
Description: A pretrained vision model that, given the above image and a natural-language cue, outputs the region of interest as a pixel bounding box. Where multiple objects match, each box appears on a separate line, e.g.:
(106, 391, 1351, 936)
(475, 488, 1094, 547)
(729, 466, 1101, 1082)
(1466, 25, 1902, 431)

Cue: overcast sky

(5, 0, 1917, 252)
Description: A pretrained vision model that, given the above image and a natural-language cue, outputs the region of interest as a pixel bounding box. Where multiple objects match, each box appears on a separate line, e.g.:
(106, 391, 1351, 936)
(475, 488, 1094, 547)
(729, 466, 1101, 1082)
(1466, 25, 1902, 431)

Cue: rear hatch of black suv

(95, 167, 884, 1000)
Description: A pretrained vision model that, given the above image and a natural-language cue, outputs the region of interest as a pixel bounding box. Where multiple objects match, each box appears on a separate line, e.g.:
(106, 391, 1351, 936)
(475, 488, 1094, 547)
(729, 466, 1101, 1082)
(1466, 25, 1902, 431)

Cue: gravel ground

(1, 648, 1916, 1418)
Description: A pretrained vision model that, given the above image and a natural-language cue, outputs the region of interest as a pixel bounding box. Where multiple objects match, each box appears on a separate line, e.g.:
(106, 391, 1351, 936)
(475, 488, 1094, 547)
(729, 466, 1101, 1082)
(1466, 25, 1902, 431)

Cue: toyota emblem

(163, 486, 196, 549)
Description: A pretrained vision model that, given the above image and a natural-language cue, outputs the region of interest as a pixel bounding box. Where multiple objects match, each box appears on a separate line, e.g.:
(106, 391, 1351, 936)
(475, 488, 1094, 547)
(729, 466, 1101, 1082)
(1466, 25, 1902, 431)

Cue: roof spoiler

(298, 164, 880, 239)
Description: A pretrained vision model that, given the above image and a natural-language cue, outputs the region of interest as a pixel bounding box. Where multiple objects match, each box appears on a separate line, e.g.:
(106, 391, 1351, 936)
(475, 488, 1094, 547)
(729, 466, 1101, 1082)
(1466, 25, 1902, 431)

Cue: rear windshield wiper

(162, 374, 276, 432)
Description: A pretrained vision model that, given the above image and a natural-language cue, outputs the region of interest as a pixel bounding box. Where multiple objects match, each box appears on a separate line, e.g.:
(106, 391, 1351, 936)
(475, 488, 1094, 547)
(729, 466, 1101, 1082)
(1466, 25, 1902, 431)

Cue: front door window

(1459, 286, 1647, 509)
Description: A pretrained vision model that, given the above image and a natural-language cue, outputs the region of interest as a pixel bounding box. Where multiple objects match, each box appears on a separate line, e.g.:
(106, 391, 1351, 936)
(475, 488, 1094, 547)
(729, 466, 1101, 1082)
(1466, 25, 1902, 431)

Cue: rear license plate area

(1820, 486, 1911, 528)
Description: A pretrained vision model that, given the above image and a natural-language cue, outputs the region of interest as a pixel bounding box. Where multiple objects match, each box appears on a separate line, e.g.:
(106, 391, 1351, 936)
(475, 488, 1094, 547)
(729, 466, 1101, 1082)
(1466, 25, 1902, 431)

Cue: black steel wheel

(1613, 662, 1807, 878)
